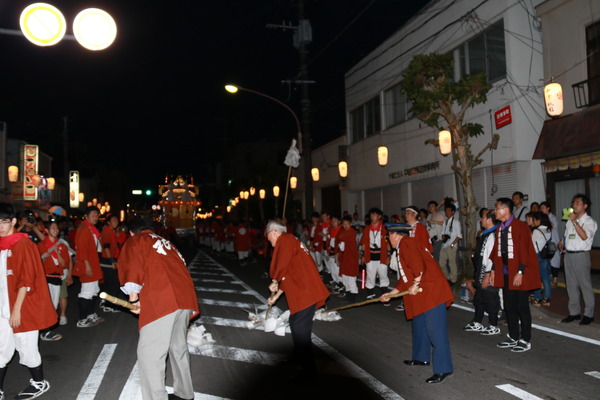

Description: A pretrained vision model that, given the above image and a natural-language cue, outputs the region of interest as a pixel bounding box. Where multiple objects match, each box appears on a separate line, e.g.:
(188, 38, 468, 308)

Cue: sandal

(532, 299, 542, 306)
(551, 277, 558, 289)
(542, 299, 551, 306)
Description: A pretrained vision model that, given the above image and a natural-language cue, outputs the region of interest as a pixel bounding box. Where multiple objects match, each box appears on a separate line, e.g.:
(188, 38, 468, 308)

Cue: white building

(308, 0, 549, 218)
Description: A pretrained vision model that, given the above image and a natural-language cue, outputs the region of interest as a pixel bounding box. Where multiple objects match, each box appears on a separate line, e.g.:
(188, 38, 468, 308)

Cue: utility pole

(62, 116, 69, 206)
(297, 0, 313, 217)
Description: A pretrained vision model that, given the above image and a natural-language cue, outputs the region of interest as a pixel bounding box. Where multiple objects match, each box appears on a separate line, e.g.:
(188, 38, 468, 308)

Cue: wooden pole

(281, 165, 292, 219)
(99, 292, 139, 311)
(325, 288, 422, 313)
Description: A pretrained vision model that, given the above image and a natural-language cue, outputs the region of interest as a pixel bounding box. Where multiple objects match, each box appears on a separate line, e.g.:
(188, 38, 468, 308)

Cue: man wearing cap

(381, 223, 454, 384)
(360, 208, 389, 299)
(266, 220, 330, 381)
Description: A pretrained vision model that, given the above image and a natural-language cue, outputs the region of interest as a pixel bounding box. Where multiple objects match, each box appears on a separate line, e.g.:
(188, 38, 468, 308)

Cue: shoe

(580, 316, 595, 325)
(394, 304, 404, 312)
(0, 389, 3, 400)
(541, 299, 551, 307)
(496, 335, 518, 348)
(15, 379, 50, 400)
(383, 302, 391, 307)
(40, 331, 62, 341)
(59, 316, 67, 326)
(464, 321, 485, 332)
(532, 299, 542, 307)
(561, 314, 581, 323)
(89, 313, 106, 324)
(76, 317, 98, 328)
(366, 293, 377, 300)
(425, 372, 453, 384)
(403, 359, 430, 366)
(101, 305, 120, 313)
(480, 325, 501, 336)
(511, 339, 531, 353)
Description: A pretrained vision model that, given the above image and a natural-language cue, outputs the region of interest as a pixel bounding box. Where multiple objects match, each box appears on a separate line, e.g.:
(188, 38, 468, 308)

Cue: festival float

(158, 174, 200, 237)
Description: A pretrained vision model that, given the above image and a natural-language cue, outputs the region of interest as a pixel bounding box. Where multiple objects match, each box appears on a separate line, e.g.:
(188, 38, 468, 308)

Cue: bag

(537, 229, 557, 259)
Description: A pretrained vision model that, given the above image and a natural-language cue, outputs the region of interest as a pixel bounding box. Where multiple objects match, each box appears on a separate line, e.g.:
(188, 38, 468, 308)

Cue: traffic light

(145, 189, 152, 196)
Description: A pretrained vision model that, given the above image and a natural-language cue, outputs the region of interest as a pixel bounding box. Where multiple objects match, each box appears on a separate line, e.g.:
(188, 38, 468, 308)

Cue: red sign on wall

(494, 105, 512, 129)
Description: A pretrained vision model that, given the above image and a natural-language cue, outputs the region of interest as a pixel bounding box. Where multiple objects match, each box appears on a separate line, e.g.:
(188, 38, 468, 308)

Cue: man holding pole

(380, 223, 454, 384)
(118, 215, 199, 400)
(266, 220, 329, 381)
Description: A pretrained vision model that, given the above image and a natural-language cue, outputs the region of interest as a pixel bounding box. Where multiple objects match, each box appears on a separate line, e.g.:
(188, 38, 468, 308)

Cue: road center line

(451, 303, 600, 346)
(495, 384, 544, 400)
(196, 251, 404, 400)
(77, 343, 117, 400)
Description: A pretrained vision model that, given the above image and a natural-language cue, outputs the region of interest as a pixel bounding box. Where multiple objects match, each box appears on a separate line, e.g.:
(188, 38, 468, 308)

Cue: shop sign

(389, 161, 440, 180)
(495, 106, 512, 129)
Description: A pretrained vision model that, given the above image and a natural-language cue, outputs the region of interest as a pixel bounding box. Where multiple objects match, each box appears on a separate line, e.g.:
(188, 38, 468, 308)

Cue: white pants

(342, 275, 358, 294)
(365, 260, 389, 289)
(310, 251, 322, 272)
(0, 318, 41, 368)
(79, 281, 100, 300)
(324, 255, 342, 283)
(225, 242, 234, 252)
(237, 251, 249, 260)
(48, 283, 61, 309)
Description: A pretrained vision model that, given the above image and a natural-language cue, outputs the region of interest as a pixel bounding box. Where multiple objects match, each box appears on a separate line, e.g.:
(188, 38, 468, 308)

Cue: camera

(441, 234, 450, 244)
(22, 211, 36, 225)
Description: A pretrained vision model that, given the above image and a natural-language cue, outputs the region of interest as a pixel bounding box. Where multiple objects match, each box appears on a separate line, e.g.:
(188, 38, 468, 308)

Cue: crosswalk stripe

(77, 343, 117, 400)
(197, 279, 229, 283)
(199, 315, 291, 333)
(200, 298, 267, 310)
(585, 371, 600, 379)
(119, 362, 232, 400)
(189, 344, 286, 366)
(191, 271, 231, 277)
(195, 287, 254, 295)
(496, 384, 544, 400)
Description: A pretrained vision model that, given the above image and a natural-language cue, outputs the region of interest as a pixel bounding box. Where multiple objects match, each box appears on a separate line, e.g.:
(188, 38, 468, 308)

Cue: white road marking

(77, 343, 117, 400)
(495, 384, 544, 400)
(189, 344, 286, 366)
(195, 287, 254, 295)
(198, 279, 229, 283)
(585, 371, 600, 379)
(200, 298, 267, 310)
(451, 303, 600, 347)
(119, 362, 232, 400)
(191, 271, 230, 277)
(197, 251, 403, 400)
(199, 315, 291, 333)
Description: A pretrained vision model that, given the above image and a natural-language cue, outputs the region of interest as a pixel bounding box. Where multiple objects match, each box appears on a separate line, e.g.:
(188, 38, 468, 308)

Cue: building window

(384, 83, 413, 129)
(350, 95, 381, 142)
(586, 20, 600, 106)
(453, 19, 506, 82)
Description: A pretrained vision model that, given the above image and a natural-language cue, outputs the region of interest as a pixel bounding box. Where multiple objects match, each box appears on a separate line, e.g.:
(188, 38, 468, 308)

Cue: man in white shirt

(558, 194, 597, 325)
(426, 201, 446, 262)
(439, 204, 462, 283)
(512, 192, 529, 222)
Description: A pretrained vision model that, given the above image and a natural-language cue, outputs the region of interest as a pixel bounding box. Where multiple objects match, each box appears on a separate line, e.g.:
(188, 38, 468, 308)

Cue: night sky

(0, 0, 428, 203)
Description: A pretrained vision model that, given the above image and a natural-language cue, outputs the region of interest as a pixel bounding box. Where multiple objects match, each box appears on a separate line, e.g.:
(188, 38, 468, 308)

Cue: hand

(489, 270, 495, 286)
(558, 241, 564, 252)
(66, 274, 73, 286)
(268, 282, 278, 293)
(267, 296, 277, 306)
(380, 292, 392, 302)
(9, 309, 21, 328)
(129, 296, 140, 314)
(512, 273, 523, 287)
(408, 285, 420, 295)
(85, 264, 93, 277)
(569, 212, 577, 222)
(130, 300, 141, 315)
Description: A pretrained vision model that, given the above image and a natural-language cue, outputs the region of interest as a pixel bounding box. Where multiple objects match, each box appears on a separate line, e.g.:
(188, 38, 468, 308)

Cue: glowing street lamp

(73, 8, 117, 51)
(20, 3, 66, 47)
(259, 189, 266, 199)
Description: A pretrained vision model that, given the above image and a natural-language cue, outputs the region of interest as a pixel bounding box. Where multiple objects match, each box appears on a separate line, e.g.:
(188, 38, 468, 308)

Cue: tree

(400, 53, 499, 277)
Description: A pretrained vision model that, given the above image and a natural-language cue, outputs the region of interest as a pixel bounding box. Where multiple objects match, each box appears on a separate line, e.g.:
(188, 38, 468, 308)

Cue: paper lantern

(544, 82, 563, 117)
(8, 165, 18, 182)
(78, 192, 85, 202)
(239, 191, 244, 199)
(311, 167, 320, 182)
(439, 130, 452, 155)
(338, 161, 348, 178)
(290, 177, 297, 189)
(377, 146, 388, 166)
(250, 187, 256, 196)
(273, 186, 280, 197)
(47, 177, 55, 190)
(243, 191, 249, 200)
(259, 189, 266, 199)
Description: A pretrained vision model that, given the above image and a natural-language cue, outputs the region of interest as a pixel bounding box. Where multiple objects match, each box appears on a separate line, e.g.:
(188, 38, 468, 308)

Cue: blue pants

(412, 302, 453, 374)
(534, 254, 552, 300)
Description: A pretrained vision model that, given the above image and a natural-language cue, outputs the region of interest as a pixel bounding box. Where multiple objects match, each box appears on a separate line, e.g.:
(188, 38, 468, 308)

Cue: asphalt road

(3, 244, 599, 400)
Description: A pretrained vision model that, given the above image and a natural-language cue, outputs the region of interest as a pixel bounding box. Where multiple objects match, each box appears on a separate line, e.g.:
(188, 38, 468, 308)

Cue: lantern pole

(282, 166, 293, 219)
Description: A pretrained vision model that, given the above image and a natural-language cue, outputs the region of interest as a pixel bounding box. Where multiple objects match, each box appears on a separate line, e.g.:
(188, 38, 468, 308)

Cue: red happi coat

(410, 223, 433, 253)
(337, 227, 359, 277)
(270, 234, 330, 314)
(394, 237, 454, 320)
(118, 230, 199, 330)
(73, 221, 103, 283)
(2, 234, 57, 333)
(490, 218, 540, 291)
(38, 237, 69, 276)
(234, 224, 250, 252)
(360, 222, 389, 264)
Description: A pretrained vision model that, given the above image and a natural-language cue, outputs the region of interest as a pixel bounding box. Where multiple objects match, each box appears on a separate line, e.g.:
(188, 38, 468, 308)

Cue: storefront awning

(533, 105, 600, 160)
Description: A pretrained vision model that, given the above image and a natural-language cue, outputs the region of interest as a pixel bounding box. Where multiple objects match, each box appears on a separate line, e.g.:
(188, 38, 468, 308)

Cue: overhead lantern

(249, 187, 256, 196)
(273, 186, 280, 197)
(20, 3, 67, 47)
(7, 165, 18, 183)
(338, 161, 348, 178)
(259, 189, 266, 199)
(47, 177, 55, 190)
(78, 192, 85, 203)
(243, 191, 249, 200)
(239, 190, 244, 199)
(311, 167, 320, 182)
(290, 177, 297, 189)
(377, 146, 388, 166)
(73, 8, 117, 51)
(544, 82, 563, 117)
(439, 130, 452, 155)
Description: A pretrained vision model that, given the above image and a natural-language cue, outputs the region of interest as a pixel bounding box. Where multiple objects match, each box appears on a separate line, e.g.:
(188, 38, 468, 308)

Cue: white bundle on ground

(314, 308, 342, 321)
(187, 324, 216, 347)
(246, 308, 290, 336)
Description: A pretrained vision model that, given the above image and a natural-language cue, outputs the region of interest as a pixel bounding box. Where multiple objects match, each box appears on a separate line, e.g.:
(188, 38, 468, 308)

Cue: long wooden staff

(265, 290, 284, 319)
(325, 288, 423, 313)
(99, 292, 139, 311)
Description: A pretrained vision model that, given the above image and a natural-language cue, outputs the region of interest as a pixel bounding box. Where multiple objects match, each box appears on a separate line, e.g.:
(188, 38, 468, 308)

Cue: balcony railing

(572, 74, 600, 108)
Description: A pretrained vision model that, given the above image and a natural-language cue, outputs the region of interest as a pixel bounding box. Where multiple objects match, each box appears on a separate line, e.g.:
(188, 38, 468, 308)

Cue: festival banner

(23, 144, 38, 200)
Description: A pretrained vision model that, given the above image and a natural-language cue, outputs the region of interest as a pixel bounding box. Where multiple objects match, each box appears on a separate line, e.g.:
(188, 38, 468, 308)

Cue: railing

(572, 74, 600, 108)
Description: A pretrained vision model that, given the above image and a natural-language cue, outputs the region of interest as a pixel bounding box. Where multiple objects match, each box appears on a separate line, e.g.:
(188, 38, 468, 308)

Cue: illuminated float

(158, 174, 200, 236)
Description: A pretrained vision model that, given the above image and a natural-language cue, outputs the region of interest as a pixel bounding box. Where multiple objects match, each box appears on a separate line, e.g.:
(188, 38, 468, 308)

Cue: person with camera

(559, 194, 597, 325)
(531, 212, 553, 307)
(16, 210, 45, 245)
(438, 204, 462, 284)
